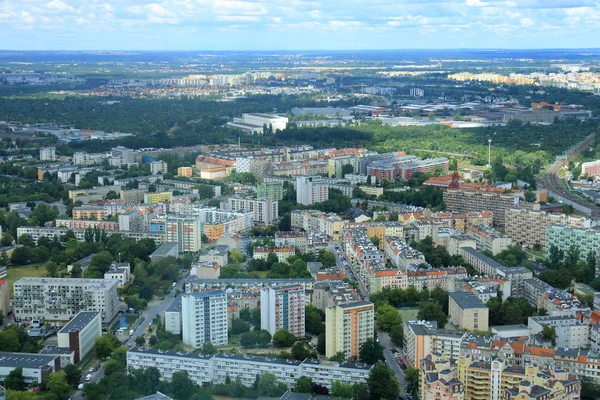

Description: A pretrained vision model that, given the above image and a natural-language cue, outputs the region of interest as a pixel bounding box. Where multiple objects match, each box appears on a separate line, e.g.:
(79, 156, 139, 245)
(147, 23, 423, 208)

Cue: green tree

(95, 335, 121, 359)
(376, 304, 402, 331)
(317, 332, 326, 354)
(231, 317, 250, 334)
(273, 330, 297, 347)
(359, 338, 384, 365)
(341, 164, 354, 177)
(305, 305, 325, 335)
(191, 390, 214, 400)
(417, 301, 448, 327)
(170, 371, 198, 400)
(367, 363, 399, 400)
(241, 331, 258, 348)
(257, 372, 287, 397)
(200, 341, 218, 355)
(317, 250, 337, 268)
(5, 391, 37, 400)
(389, 323, 404, 347)
(63, 363, 81, 387)
(135, 335, 146, 347)
(294, 376, 314, 393)
(292, 341, 316, 360)
(256, 329, 272, 347)
(541, 325, 558, 346)
(4, 367, 25, 390)
(404, 367, 420, 397)
(47, 370, 72, 399)
(329, 351, 346, 362)
(369, 236, 380, 247)
(331, 381, 354, 398)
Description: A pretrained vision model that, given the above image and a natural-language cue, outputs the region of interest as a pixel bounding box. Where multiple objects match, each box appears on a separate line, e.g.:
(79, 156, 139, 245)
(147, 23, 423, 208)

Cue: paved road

(378, 330, 407, 394)
(330, 243, 368, 299)
(73, 271, 189, 399)
(125, 271, 188, 347)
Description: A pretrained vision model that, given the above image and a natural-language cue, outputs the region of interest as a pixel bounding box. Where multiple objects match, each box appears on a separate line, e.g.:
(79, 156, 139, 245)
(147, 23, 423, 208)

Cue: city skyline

(1, 0, 600, 50)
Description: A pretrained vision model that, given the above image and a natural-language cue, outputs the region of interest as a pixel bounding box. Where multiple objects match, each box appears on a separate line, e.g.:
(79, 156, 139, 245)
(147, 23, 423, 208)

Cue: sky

(1, 0, 600, 50)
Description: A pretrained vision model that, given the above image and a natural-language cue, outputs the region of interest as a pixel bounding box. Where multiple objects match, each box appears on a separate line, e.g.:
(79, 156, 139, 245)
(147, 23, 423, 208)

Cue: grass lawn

(7, 265, 47, 298)
(255, 271, 269, 278)
(398, 308, 419, 322)
(525, 248, 546, 261)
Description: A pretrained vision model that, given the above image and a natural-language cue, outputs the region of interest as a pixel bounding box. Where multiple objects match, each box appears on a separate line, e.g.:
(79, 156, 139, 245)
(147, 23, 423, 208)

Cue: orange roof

(527, 347, 555, 357)
(0, 280, 6, 286)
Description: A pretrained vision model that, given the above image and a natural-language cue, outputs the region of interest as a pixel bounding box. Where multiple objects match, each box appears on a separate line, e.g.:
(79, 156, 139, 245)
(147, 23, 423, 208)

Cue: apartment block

(261, 285, 305, 338)
(72, 206, 105, 221)
(274, 231, 309, 253)
(257, 181, 284, 201)
(461, 248, 532, 297)
(296, 175, 329, 206)
(522, 278, 555, 309)
(164, 295, 182, 335)
(291, 209, 344, 239)
(505, 209, 592, 249)
(398, 157, 449, 180)
(444, 189, 539, 226)
(181, 291, 228, 348)
(39, 147, 56, 161)
(177, 166, 193, 177)
(104, 263, 132, 287)
(144, 192, 173, 204)
(150, 160, 168, 175)
(420, 354, 465, 400)
(0, 352, 59, 386)
(56, 311, 102, 363)
(449, 292, 489, 331)
(119, 209, 144, 232)
(55, 219, 118, 231)
(546, 226, 600, 274)
(253, 247, 296, 263)
(582, 159, 600, 177)
(17, 226, 167, 245)
(166, 215, 202, 253)
(383, 236, 426, 269)
(528, 315, 589, 348)
(121, 188, 147, 203)
(325, 301, 375, 360)
(466, 225, 512, 255)
(225, 197, 278, 225)
(126, 348, 372, 389)
(13, 277, 119, 326)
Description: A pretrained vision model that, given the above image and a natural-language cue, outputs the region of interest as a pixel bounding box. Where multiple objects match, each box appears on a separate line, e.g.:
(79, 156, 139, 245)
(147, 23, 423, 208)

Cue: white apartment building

(290, 209, 344, 239)
(126, 349, 372, 389)
(325, 301, 375, 359)
(261, 285, 305, 338)
(16, 226, 167, 245)
(181, 292, 228, 348)
(39, 147, 56, 161)
(528, 315, 590, 349)
(253, 247, 296, 263)
(224, 197, 278, 225)
(296, 176, 329, 206)
(466, 225, 512, 255)
(127, 348, 213, 384)
(110, 146, 135, 166)
(166, 215, 202, 253)
(150, 160, 168, 175)
(13, 277, 119, 326)
(103, 263, 132, 287)
(165, 295, 182, 335)
(119, 210, 144, 232)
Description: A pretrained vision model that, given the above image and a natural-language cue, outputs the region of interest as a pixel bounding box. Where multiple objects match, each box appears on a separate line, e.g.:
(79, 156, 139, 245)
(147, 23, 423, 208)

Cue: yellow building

(72, 206, 105, 221)
(144, 192, 173, 204)
(325, 301, 375, 360)
(177, 167, 193, 177)
(448, 292, 489, 332)
(204, 223, 225, 242)
(361, 186, 384, 198)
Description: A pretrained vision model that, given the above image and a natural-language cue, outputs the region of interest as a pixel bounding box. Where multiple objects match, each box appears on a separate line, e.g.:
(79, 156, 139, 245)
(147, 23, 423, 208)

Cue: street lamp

(487, 138, 492, 168)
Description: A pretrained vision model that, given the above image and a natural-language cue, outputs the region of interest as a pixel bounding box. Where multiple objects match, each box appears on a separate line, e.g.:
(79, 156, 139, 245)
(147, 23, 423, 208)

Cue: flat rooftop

(40, 345, 75, 355)
(151, 242, 179, 257)
(450, 291, 486, 309)
(58, 311, 100, 334)
(0, 352, 57, 369)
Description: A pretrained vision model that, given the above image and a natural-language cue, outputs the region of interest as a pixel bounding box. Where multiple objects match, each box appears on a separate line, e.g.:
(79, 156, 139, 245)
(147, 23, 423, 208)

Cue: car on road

(78, 383, 84, 390)
(85, 374, 92, 382)
(88, 366, 94, 373)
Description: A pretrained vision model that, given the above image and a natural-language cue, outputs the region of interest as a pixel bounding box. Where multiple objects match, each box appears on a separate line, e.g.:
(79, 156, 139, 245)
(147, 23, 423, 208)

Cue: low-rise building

(57, 311, 102, 363)
(253, 247, 296, 263)
(528, 315, 589, 349)
(164, 295, 182, 335)
(466, 225, 512, 255)
(0, 352, 59, 386)
(150, 242, 180, 262)
(103, 263, 132, 287)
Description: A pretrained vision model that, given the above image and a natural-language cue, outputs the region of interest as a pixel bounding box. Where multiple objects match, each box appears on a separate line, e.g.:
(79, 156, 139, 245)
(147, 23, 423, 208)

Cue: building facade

(325, 301, 375, 360)
(181, 292, 228, 348)
(261, 285, 305, 338)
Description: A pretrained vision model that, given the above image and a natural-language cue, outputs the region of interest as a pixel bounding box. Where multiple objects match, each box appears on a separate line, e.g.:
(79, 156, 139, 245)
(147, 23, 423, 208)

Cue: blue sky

(1, 0, 600, 50)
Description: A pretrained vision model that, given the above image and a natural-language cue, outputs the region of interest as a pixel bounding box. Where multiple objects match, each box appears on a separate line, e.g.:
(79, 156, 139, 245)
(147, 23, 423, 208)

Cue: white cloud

(520, 17, 533, 26)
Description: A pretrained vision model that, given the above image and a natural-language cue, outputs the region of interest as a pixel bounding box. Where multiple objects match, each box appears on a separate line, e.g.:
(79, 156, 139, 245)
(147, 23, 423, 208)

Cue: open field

(7, 265, 46, 298)
(398, 308, 419, 322)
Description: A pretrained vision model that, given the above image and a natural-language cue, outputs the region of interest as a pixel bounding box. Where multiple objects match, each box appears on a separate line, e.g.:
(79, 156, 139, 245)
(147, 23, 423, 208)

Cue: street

(378, 330, 407, 394)
(72, 271, 189, 399)
(329, 243, 369, 299)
